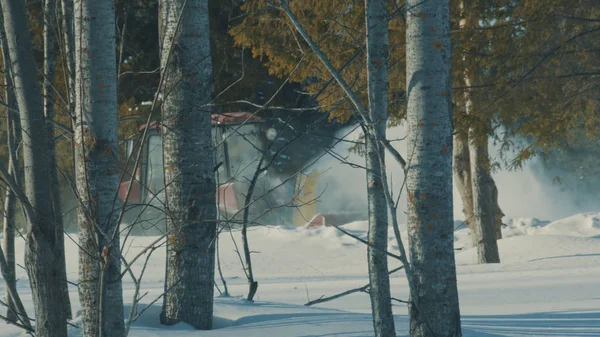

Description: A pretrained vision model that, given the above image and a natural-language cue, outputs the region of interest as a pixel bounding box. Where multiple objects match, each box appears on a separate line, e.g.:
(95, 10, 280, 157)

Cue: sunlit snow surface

(1, 213, 600, 336)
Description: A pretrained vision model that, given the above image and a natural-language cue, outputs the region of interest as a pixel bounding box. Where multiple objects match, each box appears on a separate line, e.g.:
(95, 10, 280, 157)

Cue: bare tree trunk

(453, 1, 477, 248)
(364, 1, 395, 336)
(0, 12, 18, 322)
(43, 0, 72, 318)
(406, 0, 462, 335)
(452, 132, 475, 243)
(453, 133, 504, 245)
(469, 135, 500, 263)
(159, 0, 217, 330)
(0, 25, 31, 327)
(0, 0, 67, 336)
(458, 0, 500, 262)
(490, 175, 504, 239)
(74, 1, 125, 336)
(2, 132, 18, 323)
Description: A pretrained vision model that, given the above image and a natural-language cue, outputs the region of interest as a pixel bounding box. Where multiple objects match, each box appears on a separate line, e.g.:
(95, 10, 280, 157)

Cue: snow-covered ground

(2, 212, 600, 336)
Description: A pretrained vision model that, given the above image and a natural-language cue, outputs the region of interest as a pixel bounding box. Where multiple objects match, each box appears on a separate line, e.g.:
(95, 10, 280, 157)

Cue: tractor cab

(118, 112, 278, 232)
(118, 112, 362, 235)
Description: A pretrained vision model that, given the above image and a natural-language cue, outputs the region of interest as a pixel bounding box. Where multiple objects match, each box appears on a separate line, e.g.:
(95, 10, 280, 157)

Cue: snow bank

(502, 213, 600, 238)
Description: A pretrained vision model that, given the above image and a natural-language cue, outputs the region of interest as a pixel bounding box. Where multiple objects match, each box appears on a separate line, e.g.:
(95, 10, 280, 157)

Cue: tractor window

(123, 137, 141, 182)
(224, 124, 262, 181)
(125, 138, 134, 158)
(146, 135, 164, 198)
(213, 127, 228, 182)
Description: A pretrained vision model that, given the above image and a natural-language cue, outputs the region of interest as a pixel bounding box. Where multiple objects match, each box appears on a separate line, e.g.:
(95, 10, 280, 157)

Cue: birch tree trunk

(43, 0, 72, 318)
(364, 1, 395, 336)
(74, 1, 125, 336)
(158, 0, 217, 330)
(0, 0, 67, 336)
(0, 18, 19, 321)
(406, 0, 462, 335)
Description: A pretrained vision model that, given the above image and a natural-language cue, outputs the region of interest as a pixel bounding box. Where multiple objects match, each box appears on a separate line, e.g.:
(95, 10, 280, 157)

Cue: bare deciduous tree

(74, 0, 125, 336)
(0, 0, 68, 335)
(468, 138, 501, 263)
(278, 1, 400, 335)
(0, 9, 19, 322)
(364, 0, 396, 336)
(454, 0, 501, 263)
(405, 0, 462, 335)
(158, 0, 217, 330)
(43, 0, 73, 317)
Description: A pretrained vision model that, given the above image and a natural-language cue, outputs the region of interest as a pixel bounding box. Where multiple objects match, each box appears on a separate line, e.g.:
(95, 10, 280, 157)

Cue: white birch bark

(406, 0, 462, 335)
(158, 0, 217, 330)
(365, 1, 396, 336)
(0, 0, 67, 335)
(74, 0, 125, 336)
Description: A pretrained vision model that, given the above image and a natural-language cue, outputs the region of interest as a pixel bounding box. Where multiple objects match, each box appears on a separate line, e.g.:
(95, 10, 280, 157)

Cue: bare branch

(332, 225, 402, 261)
(278, 0, 408, 170)
(305, 266, 404, 306)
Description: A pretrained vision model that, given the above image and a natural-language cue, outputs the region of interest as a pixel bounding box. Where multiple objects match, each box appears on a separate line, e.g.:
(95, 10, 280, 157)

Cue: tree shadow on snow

(122, 301, 600, 336)
(461, 310, 600, 336)
(528, 253, 600, 262)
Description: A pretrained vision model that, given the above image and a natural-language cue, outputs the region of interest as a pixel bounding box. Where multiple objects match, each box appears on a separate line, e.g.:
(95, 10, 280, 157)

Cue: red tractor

(117, 112, 365, 235)
(118, 112, 307, 234)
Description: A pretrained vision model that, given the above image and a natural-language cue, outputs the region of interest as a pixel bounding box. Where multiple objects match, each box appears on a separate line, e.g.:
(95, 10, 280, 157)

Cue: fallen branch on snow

(304, 266, 405, 306)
